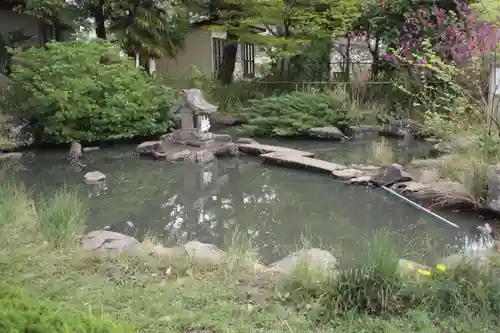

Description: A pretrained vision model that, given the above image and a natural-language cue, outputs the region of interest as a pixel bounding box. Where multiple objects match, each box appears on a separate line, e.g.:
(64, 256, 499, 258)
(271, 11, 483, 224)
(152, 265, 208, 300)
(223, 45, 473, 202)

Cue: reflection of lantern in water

(203, 170, 212, 186)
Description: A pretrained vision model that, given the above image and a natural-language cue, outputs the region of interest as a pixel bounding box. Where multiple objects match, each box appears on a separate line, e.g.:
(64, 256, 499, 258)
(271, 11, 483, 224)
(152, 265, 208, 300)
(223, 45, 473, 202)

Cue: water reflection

(5, 142, 489, 262)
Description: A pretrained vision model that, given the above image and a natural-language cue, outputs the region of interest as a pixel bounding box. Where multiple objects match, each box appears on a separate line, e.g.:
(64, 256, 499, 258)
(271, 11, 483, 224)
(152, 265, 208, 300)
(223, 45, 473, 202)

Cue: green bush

(10, 40, 176, 143)
(0, 283, 133, 333)
(237, 90, 353, 137)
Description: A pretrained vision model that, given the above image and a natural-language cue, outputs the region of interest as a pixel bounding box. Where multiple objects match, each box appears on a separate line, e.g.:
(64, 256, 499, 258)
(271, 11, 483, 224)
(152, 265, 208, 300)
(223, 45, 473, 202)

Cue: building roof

(191, 18, 266, 33)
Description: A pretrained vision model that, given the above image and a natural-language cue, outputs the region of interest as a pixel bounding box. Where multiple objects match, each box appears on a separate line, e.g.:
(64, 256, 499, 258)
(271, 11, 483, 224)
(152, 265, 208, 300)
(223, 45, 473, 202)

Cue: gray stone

(136, 141, 166, 159)
(186, 150, 215, 164)
(83, 146, 100, 152)
(485, 167, 500, 215)
(183, 241, 226, 265)
(80, 230, 140, 258)
(372, 164, 412, 186)
(0, 152, 22, 161)
(385, 119, 424, 138)
(213, 134, 233, 142)
(84, 171, 106, 184)
(214, 143, 239, 157)
(391, 181, 475, 208)
(398, 259, 430, 276)
(159, 133, 173, 141)
(235, 137, 259, 144)
(345, 125, 382, 139)
(331, 168, 366, 180)
(349, 175, 372, 185)
(166, 150, 191, 162)
(308, 127, 346, 140)
(268, 248, 338, 274)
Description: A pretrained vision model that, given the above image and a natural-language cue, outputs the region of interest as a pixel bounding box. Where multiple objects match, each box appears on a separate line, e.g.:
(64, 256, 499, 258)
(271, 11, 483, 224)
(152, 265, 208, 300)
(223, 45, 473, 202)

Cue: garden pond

(3, 137, 492, 262)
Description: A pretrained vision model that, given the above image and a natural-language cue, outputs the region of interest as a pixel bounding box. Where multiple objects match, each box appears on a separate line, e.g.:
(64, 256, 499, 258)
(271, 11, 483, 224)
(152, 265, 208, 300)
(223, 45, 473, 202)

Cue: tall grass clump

(0, 182, 36, 248)
(404, 261, 500, 320)
(369, 138, 394, 165)
(438, 154, 489, 204)
(36, 187, 88, 249)
(225, 227, 260, 273)
(278, 230, 410, 320)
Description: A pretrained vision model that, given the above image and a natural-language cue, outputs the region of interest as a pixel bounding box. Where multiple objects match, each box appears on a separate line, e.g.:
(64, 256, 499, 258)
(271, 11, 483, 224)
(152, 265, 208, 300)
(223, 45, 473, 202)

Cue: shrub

(237, 90, 354, 137)
(0, 282, 133, 333)
(10, 40, 176, 143)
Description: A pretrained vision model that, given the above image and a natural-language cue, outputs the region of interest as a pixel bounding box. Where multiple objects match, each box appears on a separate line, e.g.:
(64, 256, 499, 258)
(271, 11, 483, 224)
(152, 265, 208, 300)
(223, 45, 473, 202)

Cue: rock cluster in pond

(330, 162, 479, 210)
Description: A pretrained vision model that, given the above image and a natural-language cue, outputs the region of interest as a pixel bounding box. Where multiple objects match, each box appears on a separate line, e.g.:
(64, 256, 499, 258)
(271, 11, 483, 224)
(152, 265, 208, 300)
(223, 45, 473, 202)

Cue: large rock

(0, 152, 22, 162)
(372, 164, 412, 186)
(331, 168, 367, 180)
(235, 137, 259, 145)
(345, 125, 382, 139)
(392, 181, 475, 208)
(166, 150, 191, 162)
(213, 134, 233, 142)
(84, 171, 106, 184)
(80, 230, 141, 258)
(214, 143, 239, 157)
(268, 248, 338, 275)
(308, 127, 347, 141)
(183, 241, 227, 265)
(385, 119, 424, 138)
(136, 141, 166, 160)
(485, 167, 500, 215)
(186, 150, 215, 164)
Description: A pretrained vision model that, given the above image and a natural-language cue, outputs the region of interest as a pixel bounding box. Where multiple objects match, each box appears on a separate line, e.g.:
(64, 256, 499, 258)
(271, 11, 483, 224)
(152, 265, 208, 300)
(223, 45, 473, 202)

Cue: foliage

(10, 40, 176, 143)
(107, 0, 189, 59)
(0, 283, 133, 333)
(393, 42, 485, 137)
(238, 89, 354, 137)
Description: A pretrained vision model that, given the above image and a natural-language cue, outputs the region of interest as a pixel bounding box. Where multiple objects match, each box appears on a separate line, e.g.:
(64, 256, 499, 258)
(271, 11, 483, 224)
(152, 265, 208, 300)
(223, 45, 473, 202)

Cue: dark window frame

(241, 43, 255, 78)
(212, 37, 224, 75)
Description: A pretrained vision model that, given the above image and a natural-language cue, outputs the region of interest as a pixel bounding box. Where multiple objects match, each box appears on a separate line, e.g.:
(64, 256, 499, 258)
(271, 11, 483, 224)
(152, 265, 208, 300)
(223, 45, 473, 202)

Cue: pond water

(3, 137, 490, 262)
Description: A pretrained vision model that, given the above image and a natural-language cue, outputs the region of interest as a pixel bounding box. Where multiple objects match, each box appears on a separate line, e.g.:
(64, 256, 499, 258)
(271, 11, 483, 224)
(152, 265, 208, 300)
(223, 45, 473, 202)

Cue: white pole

(381, 185, 459, 228)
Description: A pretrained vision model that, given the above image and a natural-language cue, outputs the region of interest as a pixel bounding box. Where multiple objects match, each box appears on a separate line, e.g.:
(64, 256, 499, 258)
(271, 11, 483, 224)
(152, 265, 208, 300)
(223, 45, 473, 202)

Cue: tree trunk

(217, 31, 238, 85)
(94, 0, 107, 39)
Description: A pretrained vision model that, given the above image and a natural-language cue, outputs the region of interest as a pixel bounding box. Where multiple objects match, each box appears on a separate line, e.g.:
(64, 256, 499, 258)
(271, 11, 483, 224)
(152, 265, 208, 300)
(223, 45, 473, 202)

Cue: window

(212, 37, 224, 75)
(241, 43, 255, 78)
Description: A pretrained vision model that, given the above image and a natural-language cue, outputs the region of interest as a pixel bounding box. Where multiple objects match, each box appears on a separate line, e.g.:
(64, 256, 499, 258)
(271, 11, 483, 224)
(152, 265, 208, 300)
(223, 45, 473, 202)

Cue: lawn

(0, 182, 499, 333)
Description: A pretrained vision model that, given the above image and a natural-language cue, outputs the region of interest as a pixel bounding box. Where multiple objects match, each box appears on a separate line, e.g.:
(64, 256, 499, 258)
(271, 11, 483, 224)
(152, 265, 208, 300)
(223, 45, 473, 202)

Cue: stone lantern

(170, 88, 218, 147)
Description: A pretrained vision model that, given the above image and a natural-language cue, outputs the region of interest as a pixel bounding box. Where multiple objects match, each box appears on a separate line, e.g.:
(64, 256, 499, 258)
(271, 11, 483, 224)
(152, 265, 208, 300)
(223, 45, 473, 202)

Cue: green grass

(36, 186, 88, 249)
(1, 183, 500, 332)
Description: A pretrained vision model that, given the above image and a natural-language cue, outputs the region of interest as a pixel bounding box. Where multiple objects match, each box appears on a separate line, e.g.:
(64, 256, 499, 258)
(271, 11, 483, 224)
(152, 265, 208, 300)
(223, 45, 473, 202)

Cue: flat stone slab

(236, 143, 314, 157)
(261, 152, 345, 174)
